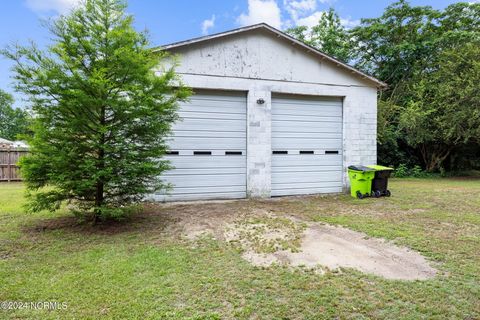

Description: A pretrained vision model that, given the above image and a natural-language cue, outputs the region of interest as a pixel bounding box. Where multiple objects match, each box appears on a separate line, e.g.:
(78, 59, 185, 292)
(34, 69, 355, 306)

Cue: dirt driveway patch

(161, 200, 438, 281)
(240, 223, 437, 280)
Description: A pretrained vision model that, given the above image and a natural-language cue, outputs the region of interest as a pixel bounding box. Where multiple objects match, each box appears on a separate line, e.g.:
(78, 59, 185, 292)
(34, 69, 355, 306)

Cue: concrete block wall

(246, 89, 271, 198)
(342, 86, 378, 187)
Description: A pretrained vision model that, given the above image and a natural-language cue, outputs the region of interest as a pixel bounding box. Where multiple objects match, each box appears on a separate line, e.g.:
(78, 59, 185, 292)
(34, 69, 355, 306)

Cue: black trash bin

(366, 165, 394, 197)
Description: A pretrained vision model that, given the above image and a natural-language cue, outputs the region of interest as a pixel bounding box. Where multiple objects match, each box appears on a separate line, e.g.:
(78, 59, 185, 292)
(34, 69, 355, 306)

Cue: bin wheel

(374, 190, 381, 198)
(356, 191, 363, 199)
(385, 190, 391, 197)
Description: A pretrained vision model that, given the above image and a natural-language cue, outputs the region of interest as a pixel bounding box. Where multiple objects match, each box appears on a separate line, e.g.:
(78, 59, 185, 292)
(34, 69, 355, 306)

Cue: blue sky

(0, 0, 464, 107)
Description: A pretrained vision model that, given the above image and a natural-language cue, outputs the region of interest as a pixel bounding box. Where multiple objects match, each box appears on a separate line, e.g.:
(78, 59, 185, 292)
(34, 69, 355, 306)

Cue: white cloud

(236, 0, 353, 31)
(293, 10, 360, 30)
(284, 0, 316, 21)
(340, 17, 360, 28)
(237, 0, 282, 29)
(25, 0, 82, 14)
(283, 1, 347, 29)
(201, 15, 216, 35)
(295, 10, 323, 29)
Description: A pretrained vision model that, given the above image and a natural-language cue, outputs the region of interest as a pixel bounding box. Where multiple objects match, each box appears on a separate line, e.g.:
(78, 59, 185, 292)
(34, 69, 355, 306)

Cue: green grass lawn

(0, 179, 479, 319)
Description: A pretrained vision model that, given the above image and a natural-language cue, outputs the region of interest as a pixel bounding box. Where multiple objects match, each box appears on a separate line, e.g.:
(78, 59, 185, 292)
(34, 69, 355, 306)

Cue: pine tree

(2, 0, 190, 221)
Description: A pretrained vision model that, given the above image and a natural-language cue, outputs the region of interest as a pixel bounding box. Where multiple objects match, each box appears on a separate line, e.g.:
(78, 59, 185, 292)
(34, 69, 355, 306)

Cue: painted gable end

(166, 29, 373, 88)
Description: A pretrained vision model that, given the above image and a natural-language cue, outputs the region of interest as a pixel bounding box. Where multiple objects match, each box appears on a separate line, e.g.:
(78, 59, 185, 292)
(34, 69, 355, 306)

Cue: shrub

(394, 164, 410, 178)
(394, 164, 434, 178)
(411, 165, 424, 178)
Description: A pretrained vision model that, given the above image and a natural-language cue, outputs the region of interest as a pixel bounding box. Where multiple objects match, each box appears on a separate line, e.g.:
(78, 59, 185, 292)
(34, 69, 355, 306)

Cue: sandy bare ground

(158, 201, 437, 281)
(240, 223, 437, 280)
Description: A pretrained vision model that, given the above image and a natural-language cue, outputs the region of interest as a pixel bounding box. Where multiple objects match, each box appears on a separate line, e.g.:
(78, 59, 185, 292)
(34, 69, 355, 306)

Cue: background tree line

(287, 0, 480, 173)
(0, 89, 30, 141)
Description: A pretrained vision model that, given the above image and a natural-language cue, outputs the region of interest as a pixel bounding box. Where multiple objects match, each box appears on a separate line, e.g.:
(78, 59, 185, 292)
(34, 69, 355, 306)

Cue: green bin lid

(348, 165, 375, 172)
(366, 165, 394, 171)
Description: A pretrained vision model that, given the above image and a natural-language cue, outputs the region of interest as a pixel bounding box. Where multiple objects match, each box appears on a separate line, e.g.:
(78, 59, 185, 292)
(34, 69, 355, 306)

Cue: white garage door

(157, 90, 247, 201)
(271, 94, 343, 196)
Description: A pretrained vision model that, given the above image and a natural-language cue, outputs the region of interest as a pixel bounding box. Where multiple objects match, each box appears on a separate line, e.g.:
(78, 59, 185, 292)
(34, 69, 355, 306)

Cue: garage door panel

(273, 95, 342, 101)
(163, 185, 247, 194)
(271, 115, 342, 122)
(171, 130, 246, 138)
(173, 119, 245, 132)
(272, 181, 343, 189)
(164, 174, 246, 188)
(272, 165, 342, 173)
(272, 128, 341, 135)
(272, 171, 342, 184)
(180, 103, 246, 114)
(163, 167, 246, 176)
(158, 191, 246, 202)
(272, 98, 342, 106)
(180, 96, 245, 109)
(272, 155, 342, 166)
(272, 107, 342, 117)
(273, 158, 342, 167)
(273, 120, 341, 130)
(272, 132, 341, 139)
(166, 156, 245, 168)
(272, 94, 343, 196)
(271, 185, 343, 197)
(273, 101, 342, 109)
(272, 138, 342, 150)
(167, 137, 246, 150)
(177, 111, 246, 120)
(160, 91, 247, 201)
(190, 91, 246, 101)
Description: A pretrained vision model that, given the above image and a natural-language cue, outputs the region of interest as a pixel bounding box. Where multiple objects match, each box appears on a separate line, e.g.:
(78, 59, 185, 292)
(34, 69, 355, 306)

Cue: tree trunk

(421, 144, 452, 172)
(94, 105, 106, 223)
(94, 165, 104, 223)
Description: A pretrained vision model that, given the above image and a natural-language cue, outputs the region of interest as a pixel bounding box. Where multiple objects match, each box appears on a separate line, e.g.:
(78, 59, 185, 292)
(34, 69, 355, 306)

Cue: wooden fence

(0, 147, 29, 181)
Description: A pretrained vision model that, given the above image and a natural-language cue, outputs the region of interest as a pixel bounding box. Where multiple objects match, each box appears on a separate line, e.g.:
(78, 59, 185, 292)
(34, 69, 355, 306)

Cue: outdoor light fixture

(256, 98, 265, 105)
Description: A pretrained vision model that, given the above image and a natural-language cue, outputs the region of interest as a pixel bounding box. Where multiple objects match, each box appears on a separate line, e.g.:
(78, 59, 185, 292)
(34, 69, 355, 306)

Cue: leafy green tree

(352, 0, 480, 171)
(0, 89, 31, 141)
(351, 0, 438, 99)
(286, 8, 354, 63)
(437, 2, 480, 43)
(3, 0, 190, 220)
(398, 42, 480, 171)
(350, 0, 439, 168)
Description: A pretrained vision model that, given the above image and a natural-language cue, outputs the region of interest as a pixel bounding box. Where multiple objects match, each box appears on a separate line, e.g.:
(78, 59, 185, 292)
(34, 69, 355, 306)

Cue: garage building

(152, 23, 386, 201)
